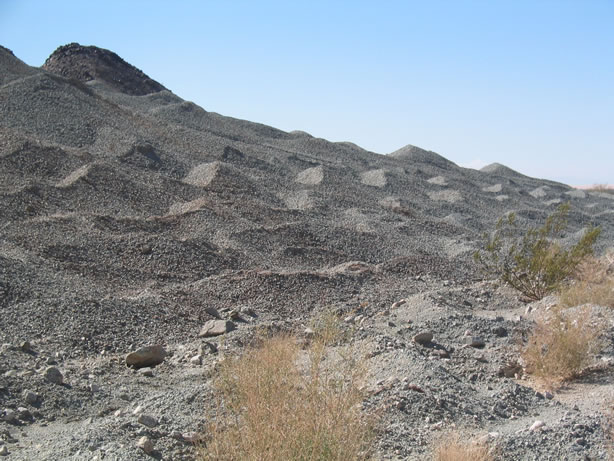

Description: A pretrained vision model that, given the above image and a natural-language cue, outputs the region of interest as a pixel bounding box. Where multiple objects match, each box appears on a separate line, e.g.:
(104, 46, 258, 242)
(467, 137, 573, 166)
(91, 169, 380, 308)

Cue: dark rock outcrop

(42, 42, 166, 96)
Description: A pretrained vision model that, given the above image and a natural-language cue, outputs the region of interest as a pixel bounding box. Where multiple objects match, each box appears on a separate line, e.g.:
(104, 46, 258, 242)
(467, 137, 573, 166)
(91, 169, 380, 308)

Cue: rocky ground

(1, 43, 614, 460)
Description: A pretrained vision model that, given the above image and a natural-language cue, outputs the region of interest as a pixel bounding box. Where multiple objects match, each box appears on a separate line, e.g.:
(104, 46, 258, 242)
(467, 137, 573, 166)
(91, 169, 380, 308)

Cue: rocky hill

(1, 43, 613, 460)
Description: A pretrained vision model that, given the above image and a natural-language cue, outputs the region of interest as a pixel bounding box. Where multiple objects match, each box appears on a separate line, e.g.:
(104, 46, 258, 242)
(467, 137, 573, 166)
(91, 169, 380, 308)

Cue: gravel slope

(1, 43, 613, 460)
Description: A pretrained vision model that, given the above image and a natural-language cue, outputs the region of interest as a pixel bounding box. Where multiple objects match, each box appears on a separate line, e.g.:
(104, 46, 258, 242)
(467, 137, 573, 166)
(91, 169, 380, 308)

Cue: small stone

(44, 366, 63, 385)
(190, 355, 202, 365)
(0, 446, 8, 456)
(498, 362, 523, 378)
(463, 336, 485, 348)
(20, 341, 32, 352)
(125, 345, 167, 369)
(170, 431, 183, 440)
(198, 320, 235, 338)
(137, 414, 158, 428)
(545, 391, 554, 400)
(204, 306, 221, 319)
(530, 420, 545, 431)
(182, 432, 199, 443)
(46, 357, 58, 365)
(492, 326, 508, 337)
(391, 299, 407, 309)
(139, 367, 154, 377)
(89, 383, 101, 393)
(2, 410, 17, 423)
(23, 390, 38, 405)
(304, 328, 315, 338)
(136, 436, 154, 455)
(430, 349, 450, 359)
(229, 308, 242, 320)
(199, 342, 218, 355)
(17, 407, 31, 420)
(413, 331, 433, 345)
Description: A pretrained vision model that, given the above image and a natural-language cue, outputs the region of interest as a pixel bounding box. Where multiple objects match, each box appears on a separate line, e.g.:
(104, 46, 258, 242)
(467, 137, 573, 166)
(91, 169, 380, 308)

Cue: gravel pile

(1, 43, 613, 460)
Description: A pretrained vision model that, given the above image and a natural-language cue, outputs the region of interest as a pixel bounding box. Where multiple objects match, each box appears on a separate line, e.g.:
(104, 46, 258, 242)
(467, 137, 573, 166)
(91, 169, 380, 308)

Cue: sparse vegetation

(585, 184, 614, 195)
(559, 253, 614, 308)
(474, 203, 601, 300)
(200, 320, 374, 461)
(432, 432, 494, 461)
(522, 305, 603, 385)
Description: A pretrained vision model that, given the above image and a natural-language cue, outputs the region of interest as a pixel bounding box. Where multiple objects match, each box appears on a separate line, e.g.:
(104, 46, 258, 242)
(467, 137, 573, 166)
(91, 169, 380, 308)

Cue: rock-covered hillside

(1, 43, 613, 460)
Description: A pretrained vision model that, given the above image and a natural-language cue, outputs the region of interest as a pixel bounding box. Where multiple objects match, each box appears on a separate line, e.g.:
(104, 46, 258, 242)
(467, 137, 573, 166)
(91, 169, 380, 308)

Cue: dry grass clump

(559, 254, 614, 308)
(522, 305, 603, 385)
(432, 432, 494, 461)
(200, 324, 374, 461)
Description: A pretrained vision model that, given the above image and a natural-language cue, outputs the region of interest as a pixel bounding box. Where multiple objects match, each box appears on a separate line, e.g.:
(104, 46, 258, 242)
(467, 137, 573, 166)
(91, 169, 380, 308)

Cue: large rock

(125, 345, 167, 369)
(43, 366, 63, 385)
(413, 331, 433, 345)
(137, 436, 154, 455)
(199, 320, 235, 338)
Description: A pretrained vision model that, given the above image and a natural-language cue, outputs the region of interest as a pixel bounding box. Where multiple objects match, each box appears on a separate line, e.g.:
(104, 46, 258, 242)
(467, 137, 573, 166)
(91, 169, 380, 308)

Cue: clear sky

(1, 1, 612, 185)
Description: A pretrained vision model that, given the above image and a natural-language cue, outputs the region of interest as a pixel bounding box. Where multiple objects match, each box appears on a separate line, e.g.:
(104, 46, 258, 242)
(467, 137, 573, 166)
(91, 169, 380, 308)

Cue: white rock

(530, 420, 545, 431)
(136, 436, 154, 455)
(0, 445, 8, 456)
(2, 409, 16, 423)
(190, 355, 202, 365)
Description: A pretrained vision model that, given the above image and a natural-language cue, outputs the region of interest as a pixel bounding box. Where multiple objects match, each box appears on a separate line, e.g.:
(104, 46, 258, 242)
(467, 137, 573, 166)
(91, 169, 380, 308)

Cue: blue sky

(1, 1, 612, 185)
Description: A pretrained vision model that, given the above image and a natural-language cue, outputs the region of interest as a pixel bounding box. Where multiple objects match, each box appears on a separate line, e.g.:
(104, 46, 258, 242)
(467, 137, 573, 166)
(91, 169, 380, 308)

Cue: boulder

(413, 331, 433, 345)
(137, 436, 154, 455)
(43, 366, 63, 385)
(198, 320, 235, 338)
(125, 345, 167, 369)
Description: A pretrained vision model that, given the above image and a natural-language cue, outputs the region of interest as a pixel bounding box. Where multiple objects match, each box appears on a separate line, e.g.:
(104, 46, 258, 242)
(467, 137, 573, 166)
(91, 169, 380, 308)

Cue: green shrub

(474, 203, 601, 300)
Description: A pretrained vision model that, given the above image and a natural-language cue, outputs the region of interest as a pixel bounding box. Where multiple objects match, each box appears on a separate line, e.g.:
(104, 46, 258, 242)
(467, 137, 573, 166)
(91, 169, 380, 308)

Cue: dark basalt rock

(42, 42, 167, 96)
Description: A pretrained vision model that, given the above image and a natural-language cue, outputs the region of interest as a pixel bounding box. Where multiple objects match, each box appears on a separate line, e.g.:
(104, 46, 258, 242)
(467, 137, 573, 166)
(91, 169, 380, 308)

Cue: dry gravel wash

(1, 43, 614, 460)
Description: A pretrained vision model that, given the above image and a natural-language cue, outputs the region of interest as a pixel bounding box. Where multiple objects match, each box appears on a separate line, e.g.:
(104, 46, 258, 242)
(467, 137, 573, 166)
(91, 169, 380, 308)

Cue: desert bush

(200, 331, 374, 461)
(559, 254, 614, 308)
(474, 203, 601, 300)
(522, 305, 603, 384)
(432, 432, 493, 461)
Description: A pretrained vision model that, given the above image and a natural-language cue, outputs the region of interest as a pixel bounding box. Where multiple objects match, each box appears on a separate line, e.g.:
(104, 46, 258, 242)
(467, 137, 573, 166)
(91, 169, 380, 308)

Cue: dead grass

(522, 305, 604, 386)
(432, 432, 494, 461)
(200, 323, 374, 461)
(559, 255, 614, 308)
